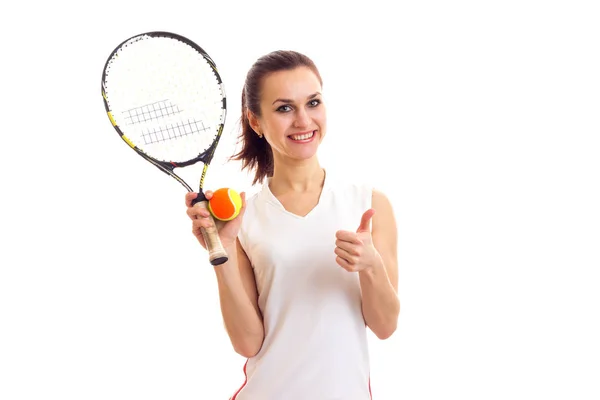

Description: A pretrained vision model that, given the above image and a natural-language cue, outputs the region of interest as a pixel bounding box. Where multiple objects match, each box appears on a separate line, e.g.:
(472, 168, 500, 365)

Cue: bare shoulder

(371, 188, 397, 237)
(371, 189, 397, 223)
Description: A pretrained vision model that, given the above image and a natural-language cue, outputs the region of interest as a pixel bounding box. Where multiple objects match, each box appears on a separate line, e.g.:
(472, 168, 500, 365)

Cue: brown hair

(231, 50, 323, 185)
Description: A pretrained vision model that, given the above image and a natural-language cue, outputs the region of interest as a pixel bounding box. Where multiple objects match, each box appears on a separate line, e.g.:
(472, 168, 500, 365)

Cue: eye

(308, 99, 321, 107)
(276, 105, 292, 112)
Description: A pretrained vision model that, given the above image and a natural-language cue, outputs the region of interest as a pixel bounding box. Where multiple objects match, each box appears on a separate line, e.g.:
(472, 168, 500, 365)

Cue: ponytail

(231, 91, 274, 185)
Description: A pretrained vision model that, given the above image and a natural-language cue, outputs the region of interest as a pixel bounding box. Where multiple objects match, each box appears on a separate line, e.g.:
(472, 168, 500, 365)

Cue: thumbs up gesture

(334, 209, 381, 273)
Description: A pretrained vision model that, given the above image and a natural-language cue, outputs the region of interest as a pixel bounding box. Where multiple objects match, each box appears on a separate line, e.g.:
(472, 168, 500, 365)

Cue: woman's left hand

(334, 209, 382, 273)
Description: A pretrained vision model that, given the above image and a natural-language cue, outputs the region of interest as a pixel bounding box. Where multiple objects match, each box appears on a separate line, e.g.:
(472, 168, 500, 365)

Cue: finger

(185, 192, 198, 207)
(335, 239, 361, 256)
(193, 218, 215, 231)
(187, 206, 211, 219)
(192, 227, 207, 248)
(334, 247, 358, 265)
(240, 192, 247, 211)
(335, 255, 355, 272)
(357, 208, 375, 233)
(204, 190, 213, 200)
(335, 230, 363, 245)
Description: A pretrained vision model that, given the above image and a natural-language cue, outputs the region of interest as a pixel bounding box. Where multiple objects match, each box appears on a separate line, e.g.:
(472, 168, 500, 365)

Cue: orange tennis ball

(208, 188, 242, 221)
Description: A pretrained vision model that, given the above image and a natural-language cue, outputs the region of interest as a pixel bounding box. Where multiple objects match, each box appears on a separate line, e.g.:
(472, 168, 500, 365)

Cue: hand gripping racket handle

(192, 194, 229, 266)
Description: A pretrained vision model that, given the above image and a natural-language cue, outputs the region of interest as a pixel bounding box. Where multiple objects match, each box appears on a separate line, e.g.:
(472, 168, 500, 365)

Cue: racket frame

(101, 31, 229, 266)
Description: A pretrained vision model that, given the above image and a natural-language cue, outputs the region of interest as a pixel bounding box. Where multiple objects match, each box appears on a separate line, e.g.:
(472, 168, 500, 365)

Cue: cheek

(314, 107, 327, 125)
(317, 114, 327, 132)
(270, 116, 293, 134)
(262, 117, 289, 142)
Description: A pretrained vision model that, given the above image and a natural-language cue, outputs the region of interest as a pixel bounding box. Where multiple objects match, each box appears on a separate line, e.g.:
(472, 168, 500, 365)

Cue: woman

(185, 50, 399, 400)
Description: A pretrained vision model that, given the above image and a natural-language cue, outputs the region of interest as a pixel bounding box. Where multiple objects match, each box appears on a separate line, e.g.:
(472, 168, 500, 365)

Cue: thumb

(357, 209, 375, 233)
(240, 192, 247, 212)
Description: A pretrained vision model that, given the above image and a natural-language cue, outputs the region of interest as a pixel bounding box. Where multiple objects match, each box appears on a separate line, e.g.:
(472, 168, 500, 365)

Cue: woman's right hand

(185, 190, 246, 250)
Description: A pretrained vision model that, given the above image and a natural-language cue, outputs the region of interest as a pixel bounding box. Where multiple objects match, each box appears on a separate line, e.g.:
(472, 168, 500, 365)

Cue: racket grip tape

(192, 194, 228, 266)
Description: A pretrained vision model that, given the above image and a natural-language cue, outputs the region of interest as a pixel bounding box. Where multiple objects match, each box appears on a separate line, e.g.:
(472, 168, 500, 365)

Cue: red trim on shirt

(230, 360, 249, 400)
(230, 360, 373, 399)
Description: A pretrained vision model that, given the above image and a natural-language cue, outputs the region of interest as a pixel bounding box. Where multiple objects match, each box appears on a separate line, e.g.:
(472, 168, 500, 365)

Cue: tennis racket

(101, 31, 229, 266)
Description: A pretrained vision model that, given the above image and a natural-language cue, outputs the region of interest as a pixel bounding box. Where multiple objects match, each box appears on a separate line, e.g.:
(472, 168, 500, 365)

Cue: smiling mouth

(288, 131, 315, 141)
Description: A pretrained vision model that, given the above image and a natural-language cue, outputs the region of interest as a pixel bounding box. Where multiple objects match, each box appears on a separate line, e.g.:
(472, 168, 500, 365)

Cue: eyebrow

(272, 92, 321, 105)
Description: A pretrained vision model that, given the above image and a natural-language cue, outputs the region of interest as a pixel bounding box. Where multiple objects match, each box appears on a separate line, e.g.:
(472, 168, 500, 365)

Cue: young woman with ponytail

(184, 50, 399, 400)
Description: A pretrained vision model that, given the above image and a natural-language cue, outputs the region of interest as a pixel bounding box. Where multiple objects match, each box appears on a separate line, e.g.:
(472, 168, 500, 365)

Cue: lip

(287, 130, 316, 143)
(287, 130, 315, 138)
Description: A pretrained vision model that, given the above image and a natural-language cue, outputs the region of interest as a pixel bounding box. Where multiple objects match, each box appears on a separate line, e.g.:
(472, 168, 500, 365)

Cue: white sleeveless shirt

(231, 171, 373, 400)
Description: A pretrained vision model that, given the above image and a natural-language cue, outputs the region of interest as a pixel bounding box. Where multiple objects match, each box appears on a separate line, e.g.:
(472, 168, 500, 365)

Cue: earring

(257, 132, 263, 138)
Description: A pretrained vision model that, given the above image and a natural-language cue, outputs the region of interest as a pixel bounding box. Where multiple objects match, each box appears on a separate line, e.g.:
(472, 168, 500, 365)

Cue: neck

(269, 156, 325, 194)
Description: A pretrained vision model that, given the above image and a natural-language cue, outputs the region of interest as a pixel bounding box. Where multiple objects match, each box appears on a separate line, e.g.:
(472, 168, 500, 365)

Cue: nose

(293, 107, 310, 128)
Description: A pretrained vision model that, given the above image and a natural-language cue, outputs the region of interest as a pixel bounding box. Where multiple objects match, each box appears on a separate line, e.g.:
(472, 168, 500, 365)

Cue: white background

(1, 0, 599, 399)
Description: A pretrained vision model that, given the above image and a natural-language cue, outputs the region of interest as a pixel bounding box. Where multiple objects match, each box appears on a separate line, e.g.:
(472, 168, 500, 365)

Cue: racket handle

(192, 196, 228, 266)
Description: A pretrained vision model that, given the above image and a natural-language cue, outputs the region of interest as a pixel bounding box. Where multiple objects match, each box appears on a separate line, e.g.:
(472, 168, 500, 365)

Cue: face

(249, 66, 326, 163)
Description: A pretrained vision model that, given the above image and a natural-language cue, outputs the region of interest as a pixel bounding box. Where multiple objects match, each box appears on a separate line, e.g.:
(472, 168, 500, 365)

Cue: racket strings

(141, 118, 210, 145)
(123, 99, 182, 125)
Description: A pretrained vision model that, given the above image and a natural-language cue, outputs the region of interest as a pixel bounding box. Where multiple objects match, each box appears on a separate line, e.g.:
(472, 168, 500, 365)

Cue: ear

(247, 109, 261, 135)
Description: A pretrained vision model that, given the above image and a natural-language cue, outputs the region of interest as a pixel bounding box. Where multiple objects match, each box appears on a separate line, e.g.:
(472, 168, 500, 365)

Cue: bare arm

(358, 189, 400, 339)
(185, 191, 264, 358)
(213, 239, 264, 357)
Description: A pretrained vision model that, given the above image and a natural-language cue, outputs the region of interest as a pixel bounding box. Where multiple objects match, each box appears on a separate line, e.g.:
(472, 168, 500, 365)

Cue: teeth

(290, 131, 314, 141)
